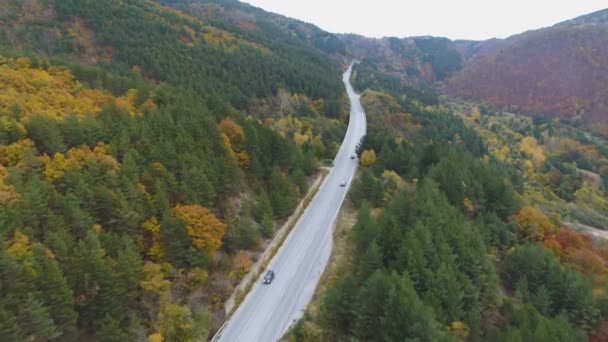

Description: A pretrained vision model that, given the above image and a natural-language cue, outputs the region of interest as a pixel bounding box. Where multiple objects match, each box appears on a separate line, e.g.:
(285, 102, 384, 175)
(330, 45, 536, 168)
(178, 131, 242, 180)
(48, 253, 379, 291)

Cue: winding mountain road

(212, 64, 366, 342)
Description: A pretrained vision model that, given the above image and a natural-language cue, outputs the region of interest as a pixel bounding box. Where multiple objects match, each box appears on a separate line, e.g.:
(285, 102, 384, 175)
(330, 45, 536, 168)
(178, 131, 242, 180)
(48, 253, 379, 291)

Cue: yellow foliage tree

(0, 165, 19, 205)
(41, 152, 69, 182)
(148, 333, 163, 342)
(142, 217, 166, 262)
(450, 321, 470, 339)
(519, 136, 545, 168)
(293, 132, 310, 147)
(173, 205, 226, 254)
(219, 117, 250, 169)
(492, 145, 510, 162)
(8, 230, 31, 258)
(0, 139, 34, 167)
(156, 303, 193, 341)
(0, 55, 150, 121)
(360, 149, 377, 166)
(381, 170, 405, 198)
(470, 106, 481, 120)
(523, 159, 535, 177)
(141, 262, 172, 301)
(512, 206, 555, 241)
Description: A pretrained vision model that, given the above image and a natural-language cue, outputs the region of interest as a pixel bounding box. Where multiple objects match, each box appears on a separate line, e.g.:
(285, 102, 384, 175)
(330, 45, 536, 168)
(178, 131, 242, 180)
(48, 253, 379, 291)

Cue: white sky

(241, 0, 608, 40)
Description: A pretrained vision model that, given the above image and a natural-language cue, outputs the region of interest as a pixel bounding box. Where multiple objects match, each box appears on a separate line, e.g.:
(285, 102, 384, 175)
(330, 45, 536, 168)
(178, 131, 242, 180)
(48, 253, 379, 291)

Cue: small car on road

(340, 181, 347, 187)
(263, 270, 275, 284)
(350, 154, 356, 159)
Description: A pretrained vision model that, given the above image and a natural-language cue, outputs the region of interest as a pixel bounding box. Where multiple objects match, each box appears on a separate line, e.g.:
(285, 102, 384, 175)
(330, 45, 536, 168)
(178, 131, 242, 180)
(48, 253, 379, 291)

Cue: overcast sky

(241, 0, 607, 40)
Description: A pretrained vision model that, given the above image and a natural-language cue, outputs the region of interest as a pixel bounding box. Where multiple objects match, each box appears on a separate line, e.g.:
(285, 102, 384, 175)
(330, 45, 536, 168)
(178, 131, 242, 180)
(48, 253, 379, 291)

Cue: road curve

(213, 64, 366, 342)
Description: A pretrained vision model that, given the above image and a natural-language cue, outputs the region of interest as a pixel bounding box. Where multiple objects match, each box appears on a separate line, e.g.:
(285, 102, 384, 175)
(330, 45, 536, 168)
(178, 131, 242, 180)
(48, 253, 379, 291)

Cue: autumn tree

(232, 250, 253, 279)
(512, 206, 555, 241)
(173, 204, 227, 255)
(360, 149, 377, 166)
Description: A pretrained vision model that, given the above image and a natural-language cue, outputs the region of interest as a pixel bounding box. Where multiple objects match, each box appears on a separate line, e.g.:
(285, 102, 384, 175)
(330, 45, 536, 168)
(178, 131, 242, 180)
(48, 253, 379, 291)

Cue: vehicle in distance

(340, 181, 347, 187)
(263, 270, 275, 284)
(350, 154, 356, 159)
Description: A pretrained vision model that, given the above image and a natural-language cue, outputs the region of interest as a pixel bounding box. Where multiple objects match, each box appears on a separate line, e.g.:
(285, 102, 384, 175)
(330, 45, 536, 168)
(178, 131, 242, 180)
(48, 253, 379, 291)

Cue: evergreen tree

(358, 241, 383, 280)
(98, 314, 127, 342)
(268, 165, 296, 218)
(354, 202, 376, 254)
(320, 273, 357, 336)
(354, 270, 390, 340)
(0, 307, 24, 342)
(23, 295, 61, 341)
(32, 244, 78, 340)
(160, 212, 190, 268)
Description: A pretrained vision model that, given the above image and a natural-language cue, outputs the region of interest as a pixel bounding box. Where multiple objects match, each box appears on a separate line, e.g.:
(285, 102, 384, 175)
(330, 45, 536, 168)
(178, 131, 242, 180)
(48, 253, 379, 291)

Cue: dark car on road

(263, 270, 275, 284)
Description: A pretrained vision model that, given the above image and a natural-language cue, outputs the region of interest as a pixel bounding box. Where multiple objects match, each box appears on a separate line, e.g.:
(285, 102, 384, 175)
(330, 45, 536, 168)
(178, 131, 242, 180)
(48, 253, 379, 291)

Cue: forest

(0, 52, 343, 340)
(1, 0, 345, 112)
(0, 1, 356, 341)
(292, 62, 608, 341)
(0, 0, 358, 340)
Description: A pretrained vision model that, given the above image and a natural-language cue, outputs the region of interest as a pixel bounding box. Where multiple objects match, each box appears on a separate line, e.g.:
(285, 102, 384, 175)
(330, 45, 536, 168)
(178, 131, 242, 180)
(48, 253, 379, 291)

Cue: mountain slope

(444, 9, 608, 132)
(157, 0, 347, 57)
(0, 0, 345, 110)
(0, 1, 354, 340)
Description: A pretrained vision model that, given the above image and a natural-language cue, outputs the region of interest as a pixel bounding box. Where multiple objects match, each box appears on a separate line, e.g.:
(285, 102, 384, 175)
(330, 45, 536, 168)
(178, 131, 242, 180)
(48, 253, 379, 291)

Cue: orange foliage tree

(544, 228, 608, 286)
(512, 206, 554, 241)
(173, 204, 226, 255)
(232, 250, 253, 279)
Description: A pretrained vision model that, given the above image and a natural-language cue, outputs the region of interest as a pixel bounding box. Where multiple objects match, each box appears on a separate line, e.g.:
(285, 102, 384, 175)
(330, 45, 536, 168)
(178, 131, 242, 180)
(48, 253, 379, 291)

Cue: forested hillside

(0, 52, 329, 340)
(0, 0, 355, 341)
(444, 9, 608, 134)
(158, 0, 347, 57)
(293, 62, 608, 341)
(0, 0, 345, 111)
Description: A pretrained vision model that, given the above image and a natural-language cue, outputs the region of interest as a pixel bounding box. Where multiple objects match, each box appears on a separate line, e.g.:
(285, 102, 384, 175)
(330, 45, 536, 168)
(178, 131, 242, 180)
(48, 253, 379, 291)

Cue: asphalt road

(212, 64, 366, 342)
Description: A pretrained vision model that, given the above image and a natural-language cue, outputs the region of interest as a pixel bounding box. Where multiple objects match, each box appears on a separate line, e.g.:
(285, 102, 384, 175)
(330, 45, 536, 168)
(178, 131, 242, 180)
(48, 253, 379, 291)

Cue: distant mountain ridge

(556, 8, 608, 26)
(442, 8, 608, 133)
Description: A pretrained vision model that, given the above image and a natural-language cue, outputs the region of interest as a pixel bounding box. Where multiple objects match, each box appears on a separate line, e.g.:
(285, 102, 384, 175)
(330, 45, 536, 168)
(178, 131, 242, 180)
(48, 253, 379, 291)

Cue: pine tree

(320, 273, 357, 336)
(354, 202, 376, 254)
(23, 295, 60, 341)
(358, 241, 383, 281)
(98, 314, 127, 342)
(71, 232, 107, 331)
(160, 211, 190, 268)
(268, 165, 296, 218)
(0, 307, 24, 342)
(32, 244, 78, 340)
(354, 270, 389, 340)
